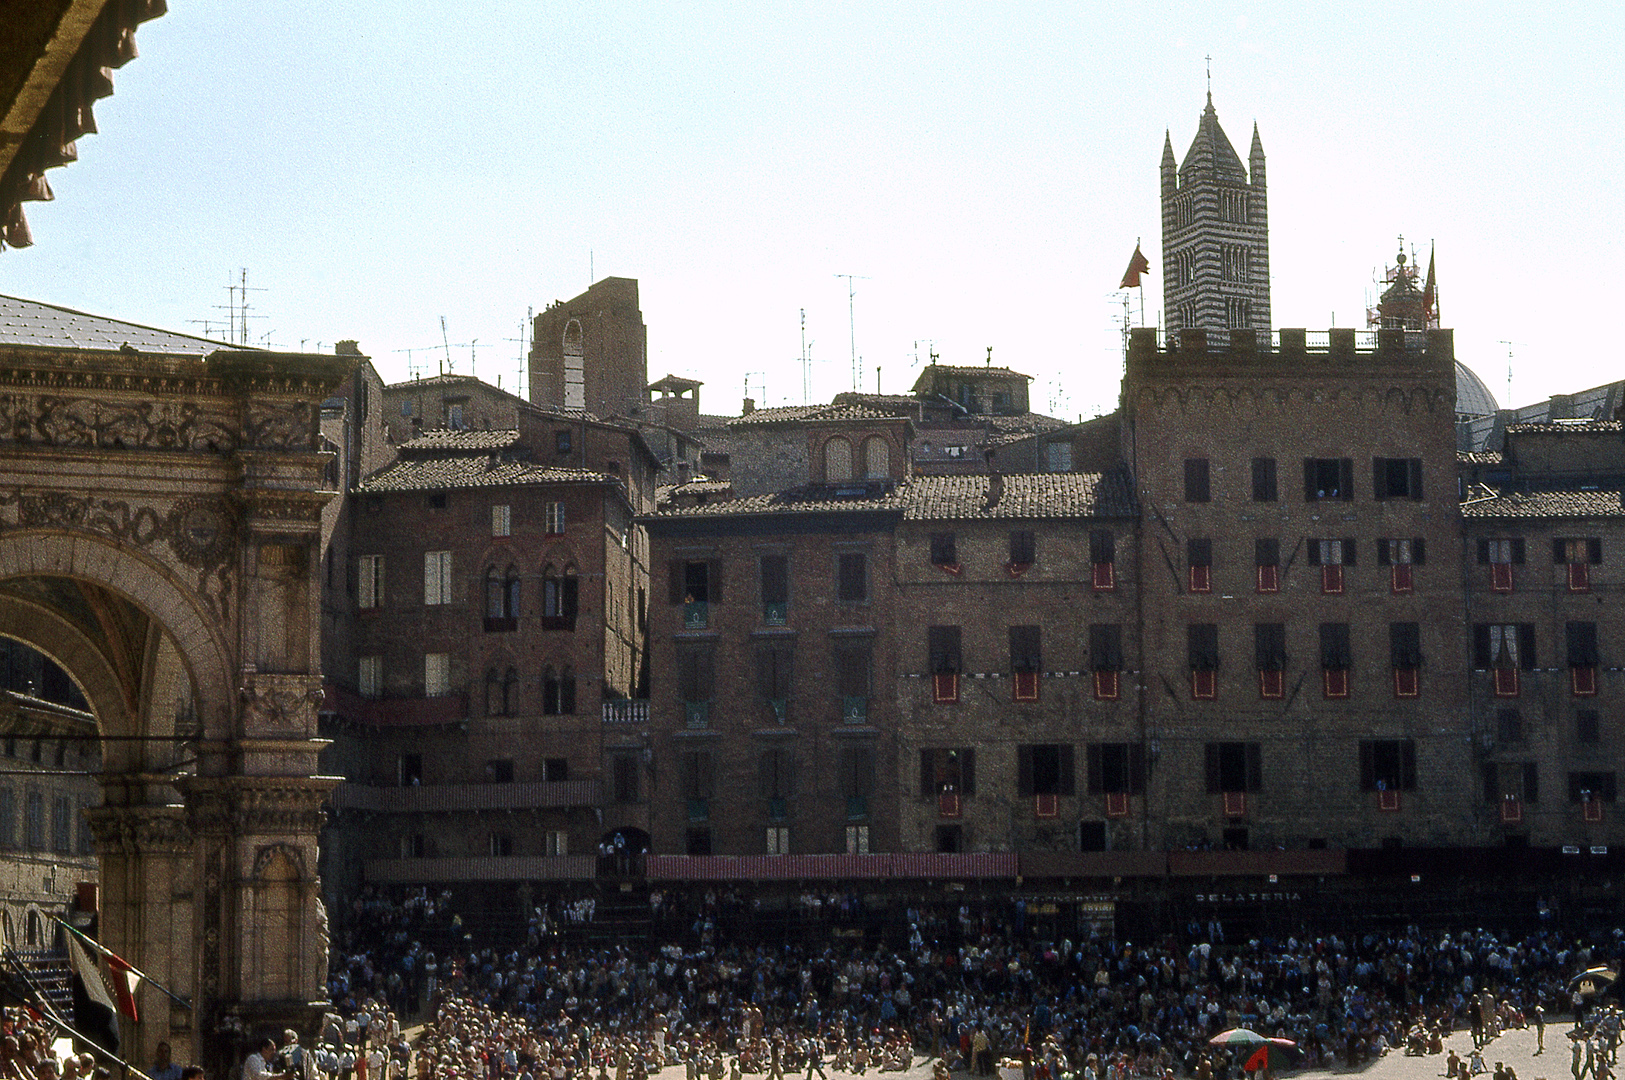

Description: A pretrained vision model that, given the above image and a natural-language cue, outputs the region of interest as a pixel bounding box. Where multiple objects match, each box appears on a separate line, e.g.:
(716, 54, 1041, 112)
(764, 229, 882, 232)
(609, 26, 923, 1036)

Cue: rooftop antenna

(744, 371, 766, 406)
(503, 309, 532, 399)
(875, 364, 881, 394)
(800, 309, 810, 405)
(985, 346, 993, 367)
(212, 269, 266, 346)
(468, 339, 479, 378)
(1498, 341, 1526, 407)
(440, 316, 452, 375)
(1205, 54, 1212, 104)
(393, 345, 441, 380)
(834, 273, 870, 392)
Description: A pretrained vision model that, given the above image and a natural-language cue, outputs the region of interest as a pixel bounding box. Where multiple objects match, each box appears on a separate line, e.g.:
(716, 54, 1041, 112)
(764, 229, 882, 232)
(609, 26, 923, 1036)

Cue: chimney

(335, 339, 362, 356)
(742, 397, 755, 415)
(984, 448, 1003, 507)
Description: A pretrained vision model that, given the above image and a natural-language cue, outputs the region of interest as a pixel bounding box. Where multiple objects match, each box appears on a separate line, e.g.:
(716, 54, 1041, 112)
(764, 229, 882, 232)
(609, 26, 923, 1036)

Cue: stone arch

(0, 531, 232, 739)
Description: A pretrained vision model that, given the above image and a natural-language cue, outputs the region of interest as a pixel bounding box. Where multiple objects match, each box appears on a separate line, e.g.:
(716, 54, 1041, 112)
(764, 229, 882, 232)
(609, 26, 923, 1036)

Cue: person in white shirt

(245, 1040, 284, 1080)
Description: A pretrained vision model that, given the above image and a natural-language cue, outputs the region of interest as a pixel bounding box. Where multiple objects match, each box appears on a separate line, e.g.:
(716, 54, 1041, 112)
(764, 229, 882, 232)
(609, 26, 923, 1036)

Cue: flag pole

(0, 946, 157, 1080)
(52, 918, 192, 1010)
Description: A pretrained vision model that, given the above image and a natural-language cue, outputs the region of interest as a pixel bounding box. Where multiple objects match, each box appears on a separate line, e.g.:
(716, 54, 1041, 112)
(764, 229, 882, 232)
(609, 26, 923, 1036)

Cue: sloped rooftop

(0, 294, 247, 356)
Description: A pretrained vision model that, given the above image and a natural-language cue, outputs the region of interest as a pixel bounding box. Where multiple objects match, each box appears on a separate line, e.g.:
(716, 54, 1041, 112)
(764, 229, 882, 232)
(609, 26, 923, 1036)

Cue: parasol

(1570, 967, 1617, 997)
(1208, 1029, 1266, 1046)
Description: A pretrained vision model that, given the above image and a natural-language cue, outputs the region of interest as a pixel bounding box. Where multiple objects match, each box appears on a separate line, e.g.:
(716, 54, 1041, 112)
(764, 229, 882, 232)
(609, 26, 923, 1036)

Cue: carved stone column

(84, 801, 195, 1068)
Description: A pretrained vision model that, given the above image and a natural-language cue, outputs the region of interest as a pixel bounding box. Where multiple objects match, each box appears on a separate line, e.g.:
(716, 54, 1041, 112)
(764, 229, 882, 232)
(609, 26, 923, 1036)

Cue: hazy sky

(3, 3, 1620, 421)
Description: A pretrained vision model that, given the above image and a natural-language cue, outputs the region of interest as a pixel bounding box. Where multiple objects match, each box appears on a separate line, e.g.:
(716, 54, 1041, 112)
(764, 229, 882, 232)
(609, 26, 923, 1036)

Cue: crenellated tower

(1160, 94, 1271, 334)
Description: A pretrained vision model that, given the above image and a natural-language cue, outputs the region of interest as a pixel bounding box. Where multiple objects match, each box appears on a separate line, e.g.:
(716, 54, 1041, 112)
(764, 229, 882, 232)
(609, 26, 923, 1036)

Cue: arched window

(824, 437, 853, 482)
(543, 565, 579, 630)
(485, 668, 503, 716)
(485, 567, 519, 631)
(542, 666, 560, 715)
(503, 667, 519, 716)
(559, 665, 577, 715)
(563, 320, 585, 409)
(862, 436, 889, 479)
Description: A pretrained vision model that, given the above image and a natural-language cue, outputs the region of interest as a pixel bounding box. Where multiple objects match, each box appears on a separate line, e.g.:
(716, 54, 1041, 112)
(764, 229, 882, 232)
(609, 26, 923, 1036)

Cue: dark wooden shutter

(1413, 538, 1426, 565)
(1591, 538, 1603, 564)
(1473, 625, 1492, 669)
(1129, 744, 1146, 794)
(1255, 538, 1279, 566)
(1058, 744, 1075, 797)
(562, 576, 579, 628)
(1338, 458, 1354, 500)
(1477, 539, 1491, 564)
(761, 555, 789, 605)
(1553, 538, 1567, 564)
(1377, 541, 1391, 566)
(1408, 458, 1423, 499)
(1245, 743, 1263, 792)
(1342, 539, 1356, 565)
(1086, 744, 1103, 794)
(1372, 457, 1387, 499)
(1401, 740, 1417, 790)
(1017, 746, 1034, 797)
(1511, 538, 1526, 565)
(960, 748, 975, 796)
(1517, 624, 1537, 670)
(1568, 622, 1599, 667)
(1205, 744, 1221, 794)
(1523, 763, 1539, 804)
(1302, 459, 1316, 501)
(1359, 742, 1375, 791)
(1482, 763, 1498, 804)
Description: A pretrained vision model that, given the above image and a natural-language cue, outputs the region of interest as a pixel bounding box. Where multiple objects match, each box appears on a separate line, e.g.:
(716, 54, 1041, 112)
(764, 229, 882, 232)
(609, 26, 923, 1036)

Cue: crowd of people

(315, 885, 1625, 1080)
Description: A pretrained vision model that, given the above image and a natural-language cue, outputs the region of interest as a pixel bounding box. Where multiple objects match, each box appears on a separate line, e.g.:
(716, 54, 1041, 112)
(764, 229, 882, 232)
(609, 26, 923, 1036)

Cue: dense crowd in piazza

(309, 886, 1625, 1080)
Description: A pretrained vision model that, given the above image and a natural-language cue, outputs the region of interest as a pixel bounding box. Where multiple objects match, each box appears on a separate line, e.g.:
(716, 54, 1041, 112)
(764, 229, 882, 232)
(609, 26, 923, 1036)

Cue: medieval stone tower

(1160, 94, 1271, 334)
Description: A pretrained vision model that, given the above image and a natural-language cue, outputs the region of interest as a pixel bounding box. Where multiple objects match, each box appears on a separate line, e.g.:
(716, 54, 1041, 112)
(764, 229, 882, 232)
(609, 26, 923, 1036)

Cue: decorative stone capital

(83, 804, 192, 856)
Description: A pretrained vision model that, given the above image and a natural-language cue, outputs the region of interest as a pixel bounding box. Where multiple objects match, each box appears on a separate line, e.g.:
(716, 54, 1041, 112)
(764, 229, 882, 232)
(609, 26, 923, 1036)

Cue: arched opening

(252, 850, 301, 1002)
(562, 319, 586, 409)
(824, 437, 853, 482)
(862, 435, 890, 479)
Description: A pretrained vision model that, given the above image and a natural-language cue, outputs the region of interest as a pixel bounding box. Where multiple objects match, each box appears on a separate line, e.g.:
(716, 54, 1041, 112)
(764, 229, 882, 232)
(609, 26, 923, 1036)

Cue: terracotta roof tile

(1461, 489, 1625, 519)
(903, 471, 1134, 520)
(359, 457, 610, 493)
(1505, 420, 1624, 434)
(397, 428, 522, 452)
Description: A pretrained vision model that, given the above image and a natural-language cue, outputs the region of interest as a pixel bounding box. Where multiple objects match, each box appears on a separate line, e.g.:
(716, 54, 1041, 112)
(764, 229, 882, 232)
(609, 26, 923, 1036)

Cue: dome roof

(1456, 361, 1499, 418)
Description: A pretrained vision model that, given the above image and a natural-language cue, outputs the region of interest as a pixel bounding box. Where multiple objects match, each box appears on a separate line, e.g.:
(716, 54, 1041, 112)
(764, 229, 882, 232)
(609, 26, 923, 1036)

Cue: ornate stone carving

(239, 675, 324, 737)
(83, 805, 193, 856)
(245, 401, 317, 451)
(0, 393, 239, 451)
(168, 497, 238, 567)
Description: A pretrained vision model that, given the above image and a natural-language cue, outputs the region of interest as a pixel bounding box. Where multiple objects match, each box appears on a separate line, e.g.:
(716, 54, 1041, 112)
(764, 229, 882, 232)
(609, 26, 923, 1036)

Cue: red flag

(1423, 246, 1437, 323)
(1243, 1046, 1270, 1073)
(1120, 244, 1151, 289)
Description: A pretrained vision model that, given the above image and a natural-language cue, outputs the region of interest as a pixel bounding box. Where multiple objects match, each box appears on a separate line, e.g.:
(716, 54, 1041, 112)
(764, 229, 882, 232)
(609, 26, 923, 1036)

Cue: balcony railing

(324, 683, 468, 726)
(364, 855, 597, 884)
(602, 699, 649, 724)
(332, 779, 601, 813)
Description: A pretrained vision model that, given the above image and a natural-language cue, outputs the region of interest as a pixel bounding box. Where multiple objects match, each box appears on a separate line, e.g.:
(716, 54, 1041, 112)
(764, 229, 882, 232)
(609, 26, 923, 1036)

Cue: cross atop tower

(1205, 55, 1212, 105)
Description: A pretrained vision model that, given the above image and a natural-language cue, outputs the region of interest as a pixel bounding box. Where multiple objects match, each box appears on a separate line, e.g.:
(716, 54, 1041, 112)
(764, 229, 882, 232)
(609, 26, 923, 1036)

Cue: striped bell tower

(1160, 93, 1270, 334)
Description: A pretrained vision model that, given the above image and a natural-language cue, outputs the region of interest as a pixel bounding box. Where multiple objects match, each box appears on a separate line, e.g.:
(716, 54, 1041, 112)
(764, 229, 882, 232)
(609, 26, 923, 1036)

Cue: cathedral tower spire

(1160, 97, 1271, 335)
